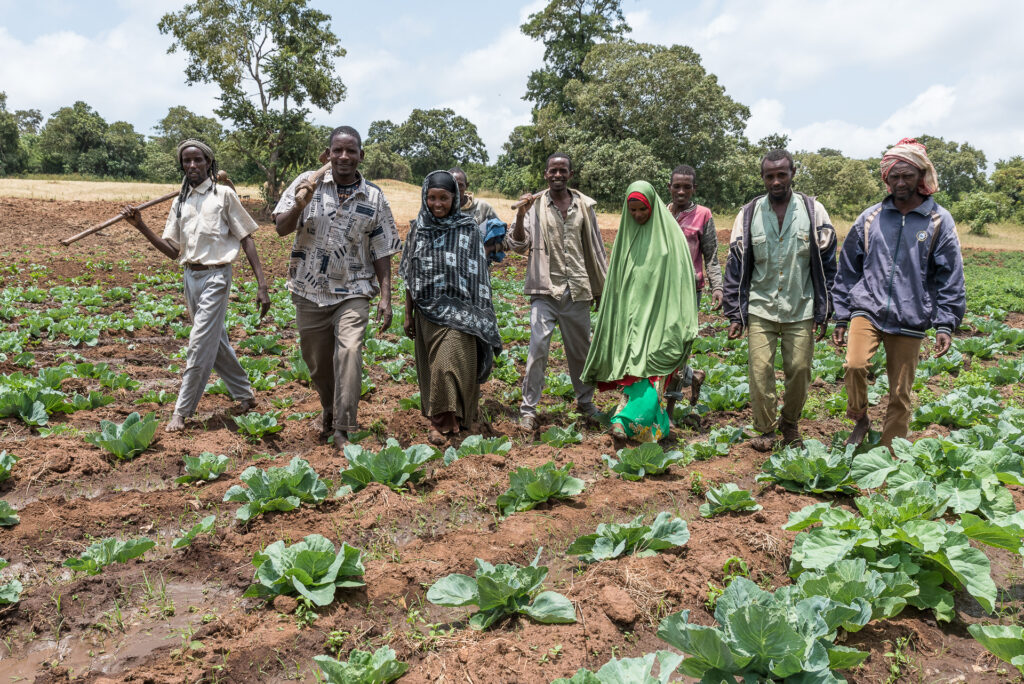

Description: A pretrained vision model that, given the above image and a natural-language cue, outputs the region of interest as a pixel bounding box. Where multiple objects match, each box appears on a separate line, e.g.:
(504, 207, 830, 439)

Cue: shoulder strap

(862, 206, 883, 254)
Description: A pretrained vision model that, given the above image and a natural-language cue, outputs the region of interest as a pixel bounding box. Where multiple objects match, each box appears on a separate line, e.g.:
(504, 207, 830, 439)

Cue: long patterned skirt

(414, 313, 479, 432)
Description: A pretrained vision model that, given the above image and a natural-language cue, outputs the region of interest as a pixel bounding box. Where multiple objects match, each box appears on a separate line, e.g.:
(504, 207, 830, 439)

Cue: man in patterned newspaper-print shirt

(273, 126, 402, 447)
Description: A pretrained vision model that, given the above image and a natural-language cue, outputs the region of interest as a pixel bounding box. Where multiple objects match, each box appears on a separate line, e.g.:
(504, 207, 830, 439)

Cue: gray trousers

(520, 291, 596, 417)
(175, 265, 253, 417)
(292, 294, 369, 432)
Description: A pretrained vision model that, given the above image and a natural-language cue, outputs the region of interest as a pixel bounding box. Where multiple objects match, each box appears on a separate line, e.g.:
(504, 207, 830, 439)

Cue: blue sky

(2, 0, 1023, 165)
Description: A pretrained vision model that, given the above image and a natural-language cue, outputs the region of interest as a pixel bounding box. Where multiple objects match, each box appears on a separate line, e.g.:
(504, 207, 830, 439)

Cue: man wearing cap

(121, 139, 270, 432)
(833, 138, 966, 447)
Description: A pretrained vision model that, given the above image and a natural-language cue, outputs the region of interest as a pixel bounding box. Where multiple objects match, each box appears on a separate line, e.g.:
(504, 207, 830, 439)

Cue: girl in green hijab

(582, 181, 699, 440)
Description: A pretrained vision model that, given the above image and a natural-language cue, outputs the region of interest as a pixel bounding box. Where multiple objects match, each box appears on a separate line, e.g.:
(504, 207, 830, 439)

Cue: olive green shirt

(747, 194, 815, 323)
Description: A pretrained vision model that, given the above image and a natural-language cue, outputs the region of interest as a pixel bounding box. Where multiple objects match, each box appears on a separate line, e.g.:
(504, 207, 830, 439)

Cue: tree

(794, 152, 882, 218)
(103, 121, 146, 178)
(952, 192, 1001, 236)
(0, 93, 22, 174)
(535, 41, 749, 207)
(14, 109, 42, 136)
(361, 143, 411, 183)
(159, 0, 347, 202)
(992, 156, 1024, 222)
(37, 101, 108, 174)
(520, 0, 630, 110)
(901, 135, 987, 201)
(371, 108, 487, 181)
(141, 106, 226, 182)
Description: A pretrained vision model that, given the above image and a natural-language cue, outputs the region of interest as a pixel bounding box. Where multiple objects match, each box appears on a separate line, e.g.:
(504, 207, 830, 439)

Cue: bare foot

(846, 416, 871, 446)
(331, 430, 349, 449)
(689, 369, 705, 406)
(234, 397, 256, 415)
(165, 414, 185, 433)
(427, 428, 446, 446)
(313, 411, 334, 439)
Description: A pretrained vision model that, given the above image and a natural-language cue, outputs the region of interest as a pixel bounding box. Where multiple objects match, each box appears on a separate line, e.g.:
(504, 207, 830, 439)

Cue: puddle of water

(0, 581, 233, 681)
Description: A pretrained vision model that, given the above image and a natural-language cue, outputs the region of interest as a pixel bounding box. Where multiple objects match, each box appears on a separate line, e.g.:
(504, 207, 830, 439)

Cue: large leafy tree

(141, 105, 226, 182)
(534, 41, 749, 207)
(159, 0, 347, 202)
(795, 151, 883, 218)
(37, 101, 108, 174)
(370, 108, 487, 181)
(521, 0, 630, 110)
(0, 93, 22, 174)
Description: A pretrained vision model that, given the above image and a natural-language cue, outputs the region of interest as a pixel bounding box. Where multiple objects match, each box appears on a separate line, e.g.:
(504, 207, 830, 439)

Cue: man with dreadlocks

(833, 138, 965, 448)
(121, 139, 270, 432)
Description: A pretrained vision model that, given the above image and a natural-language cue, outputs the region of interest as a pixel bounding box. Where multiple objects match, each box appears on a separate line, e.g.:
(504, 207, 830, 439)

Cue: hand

(516, 193, 535, 219)
(711, 290, 723, 310)
(120, 205, 144, 229)
(376, 299, 393, 333)
(727, 322, 743, 340)
(295, 179, 316, 209)
(403, 312, 415, 340)
(933, 331, 952, 357)
(257, 284, 271, 321)
(814, 321, 828, 342)
(832, 324, 847, 349)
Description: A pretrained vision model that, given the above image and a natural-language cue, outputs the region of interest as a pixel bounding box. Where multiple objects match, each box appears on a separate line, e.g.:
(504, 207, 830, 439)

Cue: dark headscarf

(400, 171, 502, 382)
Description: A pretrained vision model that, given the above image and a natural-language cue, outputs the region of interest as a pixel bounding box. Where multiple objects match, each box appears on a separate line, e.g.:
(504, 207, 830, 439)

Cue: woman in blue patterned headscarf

(400, 170, 502, 444)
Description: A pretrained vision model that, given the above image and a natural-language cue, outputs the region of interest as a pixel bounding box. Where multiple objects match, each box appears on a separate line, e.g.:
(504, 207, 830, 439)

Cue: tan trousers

(520, 291, 596, 418)
(844, 316, 922, 446)
(293, 294, 370, 432)
(748, 314, 814, 434)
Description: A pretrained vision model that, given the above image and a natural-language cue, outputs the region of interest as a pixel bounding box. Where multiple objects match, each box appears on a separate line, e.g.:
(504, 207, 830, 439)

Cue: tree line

(0, 0, 1022, 230)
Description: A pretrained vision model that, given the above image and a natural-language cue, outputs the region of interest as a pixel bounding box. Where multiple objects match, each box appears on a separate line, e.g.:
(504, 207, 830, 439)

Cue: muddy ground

(0, 196, 1021, 683)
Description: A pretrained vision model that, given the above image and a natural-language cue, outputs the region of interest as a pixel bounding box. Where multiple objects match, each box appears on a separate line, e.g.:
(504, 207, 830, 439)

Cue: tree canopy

(159, 0, 347, 201)
(520, 0, 630, 111)
(369, 108, 488, 182)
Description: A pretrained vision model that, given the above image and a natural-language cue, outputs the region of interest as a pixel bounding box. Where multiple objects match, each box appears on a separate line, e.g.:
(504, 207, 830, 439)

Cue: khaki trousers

(175, 265, 253, 418)
(293, 294, 370, 432)
(844, 316, 922, 446)
(748, 314, 813, 434)
(520, 291, 596, 417)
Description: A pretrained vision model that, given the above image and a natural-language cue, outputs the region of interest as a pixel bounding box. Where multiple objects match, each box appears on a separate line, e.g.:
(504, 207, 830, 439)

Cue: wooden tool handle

(510, 192, 543, 210)
(295, 163, 333, 205)
(59, 191, 180, 246)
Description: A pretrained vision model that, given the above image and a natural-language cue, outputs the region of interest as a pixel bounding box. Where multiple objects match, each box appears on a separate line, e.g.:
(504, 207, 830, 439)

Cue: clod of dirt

(48, 452, 72, 473)
(599, 584, 637, 625)
(272, 595, 298, 614)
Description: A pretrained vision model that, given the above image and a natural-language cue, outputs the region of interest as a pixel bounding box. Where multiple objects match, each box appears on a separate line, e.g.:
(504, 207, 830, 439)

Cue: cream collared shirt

(162, 178, 259, 266)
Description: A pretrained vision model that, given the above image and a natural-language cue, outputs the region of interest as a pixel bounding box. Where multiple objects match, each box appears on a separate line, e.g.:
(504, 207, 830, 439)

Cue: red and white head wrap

(880, 138, 940, 196)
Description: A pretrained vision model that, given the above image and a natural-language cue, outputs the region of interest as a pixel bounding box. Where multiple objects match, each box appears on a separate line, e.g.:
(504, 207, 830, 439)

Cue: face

(426, 188, 454, 218)
(670, 174, 696, 207)
(180, 147, 210, 186)
(761, 158, 794, 200)
(544, 157, 572, 191)
(452, 172, 469, 204)
(627, 198, 652, 225)
(886, 161, 923, 201)
(327, 133, 363, 179)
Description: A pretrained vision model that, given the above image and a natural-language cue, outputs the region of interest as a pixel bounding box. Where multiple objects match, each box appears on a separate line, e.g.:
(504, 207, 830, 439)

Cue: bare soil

(0, 197, 1020, 683)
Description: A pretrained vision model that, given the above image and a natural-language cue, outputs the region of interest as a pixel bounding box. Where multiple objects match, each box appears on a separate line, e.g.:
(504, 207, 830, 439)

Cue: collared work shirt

(274, 172, 401, 307)
(541, 194, 592, 301)
(747, 194, 815, 323)
(162, 178, 258, 266)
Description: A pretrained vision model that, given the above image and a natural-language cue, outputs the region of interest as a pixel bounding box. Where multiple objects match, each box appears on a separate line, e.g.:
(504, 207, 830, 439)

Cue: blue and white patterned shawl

(399, 170, 502, 381)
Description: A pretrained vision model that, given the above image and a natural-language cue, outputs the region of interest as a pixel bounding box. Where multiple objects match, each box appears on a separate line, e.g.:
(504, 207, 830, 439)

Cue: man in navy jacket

(832, 138, 966, 448)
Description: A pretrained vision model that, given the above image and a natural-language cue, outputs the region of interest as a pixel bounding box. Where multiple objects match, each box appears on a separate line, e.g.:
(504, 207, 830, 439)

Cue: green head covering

(582, 180, 698, 384)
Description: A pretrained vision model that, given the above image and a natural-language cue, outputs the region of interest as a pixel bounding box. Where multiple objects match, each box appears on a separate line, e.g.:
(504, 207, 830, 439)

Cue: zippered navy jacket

(833, 196, 965, 337)
(722, 192, 838, 327)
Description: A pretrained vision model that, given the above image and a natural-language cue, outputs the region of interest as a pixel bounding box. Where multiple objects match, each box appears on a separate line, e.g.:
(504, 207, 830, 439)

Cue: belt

(185, 263, 226, 271)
